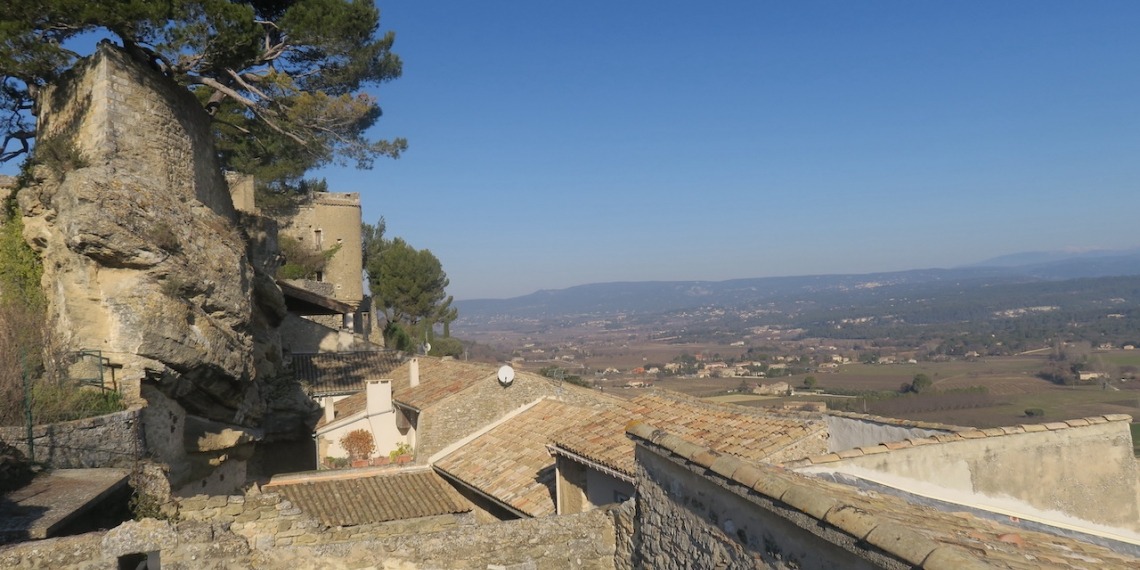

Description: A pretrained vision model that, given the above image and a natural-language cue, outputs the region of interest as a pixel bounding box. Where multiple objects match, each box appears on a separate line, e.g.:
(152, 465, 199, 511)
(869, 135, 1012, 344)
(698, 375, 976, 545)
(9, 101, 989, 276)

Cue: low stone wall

(0, 408, 143, 468)
(0, 499, 622, 569)
(176, 490, 472, 549)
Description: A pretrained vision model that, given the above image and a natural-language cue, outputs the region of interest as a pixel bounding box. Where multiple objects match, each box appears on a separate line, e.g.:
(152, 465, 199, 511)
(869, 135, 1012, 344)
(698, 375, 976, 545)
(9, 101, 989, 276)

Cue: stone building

(276, 191, 365, 306)
(549, 391, 829, 515)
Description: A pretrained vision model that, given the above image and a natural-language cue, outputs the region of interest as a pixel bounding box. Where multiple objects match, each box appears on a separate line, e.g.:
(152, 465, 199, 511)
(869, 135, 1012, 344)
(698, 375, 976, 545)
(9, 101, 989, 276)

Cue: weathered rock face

(16, 43, 316, 441)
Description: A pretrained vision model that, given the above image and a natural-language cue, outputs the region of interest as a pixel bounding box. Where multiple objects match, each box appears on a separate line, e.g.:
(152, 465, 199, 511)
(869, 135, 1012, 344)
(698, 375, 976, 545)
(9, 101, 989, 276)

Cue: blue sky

(8, 2, 1140, 300)
(324, 1, 1140, 299)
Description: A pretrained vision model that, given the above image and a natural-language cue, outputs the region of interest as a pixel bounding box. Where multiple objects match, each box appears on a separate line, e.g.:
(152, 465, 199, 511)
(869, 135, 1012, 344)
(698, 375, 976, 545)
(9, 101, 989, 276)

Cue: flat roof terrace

(0, 468, 130, 543)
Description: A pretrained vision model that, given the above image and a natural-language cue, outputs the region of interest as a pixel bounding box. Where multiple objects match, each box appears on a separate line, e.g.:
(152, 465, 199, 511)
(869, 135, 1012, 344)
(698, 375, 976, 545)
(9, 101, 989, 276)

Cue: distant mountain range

(966, 247, 1140, 269)
(454, 248, 1140, 329)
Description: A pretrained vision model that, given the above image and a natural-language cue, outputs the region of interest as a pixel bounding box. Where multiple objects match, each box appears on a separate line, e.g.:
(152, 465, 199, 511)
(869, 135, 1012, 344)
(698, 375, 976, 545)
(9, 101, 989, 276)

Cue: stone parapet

(0, 408, 143, 468)
(0, 493, 623, 569)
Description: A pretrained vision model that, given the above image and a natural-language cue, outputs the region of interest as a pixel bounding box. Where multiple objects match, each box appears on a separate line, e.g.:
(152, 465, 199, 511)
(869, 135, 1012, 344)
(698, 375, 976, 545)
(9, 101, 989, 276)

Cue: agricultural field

(655, 354, 1140, 429)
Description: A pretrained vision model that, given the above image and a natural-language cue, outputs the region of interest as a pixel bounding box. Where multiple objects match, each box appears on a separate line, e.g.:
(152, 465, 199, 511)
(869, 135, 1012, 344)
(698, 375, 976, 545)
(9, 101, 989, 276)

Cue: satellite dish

(497, 365, 515, 386)
(420, 342, 431, 355)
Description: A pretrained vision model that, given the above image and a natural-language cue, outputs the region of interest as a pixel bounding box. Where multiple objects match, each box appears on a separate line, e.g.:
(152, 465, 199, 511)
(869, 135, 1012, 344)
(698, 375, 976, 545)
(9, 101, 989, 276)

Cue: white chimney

(366, 379, 392, 415)
(323, 396, 335, 424)
(410, 357, 420, 388)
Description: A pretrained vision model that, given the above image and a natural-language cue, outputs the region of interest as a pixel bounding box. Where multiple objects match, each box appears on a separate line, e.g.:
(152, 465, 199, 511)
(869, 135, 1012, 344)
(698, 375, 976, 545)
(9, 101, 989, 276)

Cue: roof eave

(547, 444, 636, 484)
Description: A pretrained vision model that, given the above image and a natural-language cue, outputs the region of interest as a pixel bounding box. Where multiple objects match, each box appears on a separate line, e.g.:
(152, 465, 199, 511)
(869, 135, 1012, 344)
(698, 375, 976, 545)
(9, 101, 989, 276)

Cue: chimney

(366, 379, 392, 415)
(323, 396, 335, 424)
(410, 358, 420, 388)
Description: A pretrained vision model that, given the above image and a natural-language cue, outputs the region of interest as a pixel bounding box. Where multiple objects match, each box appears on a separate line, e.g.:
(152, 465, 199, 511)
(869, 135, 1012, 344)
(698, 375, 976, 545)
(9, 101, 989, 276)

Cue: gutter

(547, 445, 636, 484)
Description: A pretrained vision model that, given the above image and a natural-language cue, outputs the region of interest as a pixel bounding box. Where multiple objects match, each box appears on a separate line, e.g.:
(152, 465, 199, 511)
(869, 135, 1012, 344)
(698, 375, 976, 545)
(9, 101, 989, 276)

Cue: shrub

(388, 442, 413, 461)
(1025, 408, 1046, 418)
(145, 221, 181, 253)
(339, 429, 375, 460)
(277, 236, 341, 280)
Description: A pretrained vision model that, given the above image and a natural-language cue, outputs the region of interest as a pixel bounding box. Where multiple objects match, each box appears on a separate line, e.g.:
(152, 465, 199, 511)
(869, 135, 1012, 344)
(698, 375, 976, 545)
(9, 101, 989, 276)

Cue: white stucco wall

(799, 420, 1140, 535)
(315, 381, 408, 461)
(825, 415, 951, 453)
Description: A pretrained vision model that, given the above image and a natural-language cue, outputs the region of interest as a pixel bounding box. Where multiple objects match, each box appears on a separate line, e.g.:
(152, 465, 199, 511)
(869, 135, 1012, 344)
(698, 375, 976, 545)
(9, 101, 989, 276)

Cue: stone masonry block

(179, 496, 208, 511)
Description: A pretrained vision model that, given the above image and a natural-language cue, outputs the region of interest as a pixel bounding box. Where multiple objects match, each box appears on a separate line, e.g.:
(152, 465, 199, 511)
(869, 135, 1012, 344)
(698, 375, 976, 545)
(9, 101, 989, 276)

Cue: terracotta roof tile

(315, 390, 368, 429)
(632, 425, 1140, 569)
(434, 399, 616, 517)
(551, 390, 826, 477)
(292, 351, 404, 397)
(388, 358, 500, 411)
(266, 468, 470, 527)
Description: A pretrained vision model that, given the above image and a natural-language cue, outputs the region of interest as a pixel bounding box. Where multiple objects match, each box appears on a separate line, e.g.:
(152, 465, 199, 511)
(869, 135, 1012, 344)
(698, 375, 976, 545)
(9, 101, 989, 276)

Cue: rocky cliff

(14, 43, 317, 491)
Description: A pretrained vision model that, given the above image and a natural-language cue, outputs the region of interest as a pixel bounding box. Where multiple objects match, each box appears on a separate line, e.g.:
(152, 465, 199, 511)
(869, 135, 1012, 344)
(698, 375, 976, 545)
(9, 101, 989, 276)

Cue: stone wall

(0, 493, 624, 569)
(37, 43, 235, 220)
(175, 489, 472, 548)
(275, 193, 364, 304)
(631, 442, 905, 569)
(418, 375, 614, 462)
(0, 408, 142, 468)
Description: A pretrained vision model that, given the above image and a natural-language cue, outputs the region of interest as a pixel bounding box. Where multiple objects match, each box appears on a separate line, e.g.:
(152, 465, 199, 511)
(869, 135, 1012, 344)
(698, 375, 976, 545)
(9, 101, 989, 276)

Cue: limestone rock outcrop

(16, 42, 317, 451)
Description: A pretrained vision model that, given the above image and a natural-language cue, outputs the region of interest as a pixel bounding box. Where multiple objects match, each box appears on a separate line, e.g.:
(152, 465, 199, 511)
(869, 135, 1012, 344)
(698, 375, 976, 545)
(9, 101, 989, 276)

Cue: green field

(1098, 351, 1140, 368)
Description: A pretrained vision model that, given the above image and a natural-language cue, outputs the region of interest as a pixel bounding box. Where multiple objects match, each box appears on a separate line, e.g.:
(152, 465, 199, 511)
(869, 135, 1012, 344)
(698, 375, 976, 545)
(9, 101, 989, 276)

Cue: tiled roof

(434, 399, 615, 517)
(628, 422, 1140, 569)
(551, 390, 827, 477)
(786, 414, 1134, 468)
(292, 351, 404, 397)
(265, 468, 471, 527)
(389, 358, 500, 411)
(314, 390, 368, 430)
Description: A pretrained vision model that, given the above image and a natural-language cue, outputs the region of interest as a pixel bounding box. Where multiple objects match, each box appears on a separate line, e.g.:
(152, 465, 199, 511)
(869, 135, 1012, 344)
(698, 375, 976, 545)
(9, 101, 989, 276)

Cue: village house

(310, 357, 607, 467)
(1079, 370, 1108, 382)
(431, 397, 620, 521)
(752, 381, 791, 396)
(547, 391, 830, 515)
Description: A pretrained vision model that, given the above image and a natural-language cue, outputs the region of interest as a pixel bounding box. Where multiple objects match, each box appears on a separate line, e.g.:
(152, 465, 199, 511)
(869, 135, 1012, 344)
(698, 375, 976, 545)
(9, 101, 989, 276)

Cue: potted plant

(389, 442, 414, 464)
(340, 429, 376, 468)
